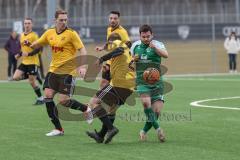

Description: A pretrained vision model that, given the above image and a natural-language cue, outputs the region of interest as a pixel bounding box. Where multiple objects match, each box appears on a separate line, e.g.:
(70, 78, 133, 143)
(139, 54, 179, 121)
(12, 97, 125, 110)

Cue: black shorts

(96, 84, 133, 106)
(101, 64, 111, 81)
(43, 72, 76, 96)
(18, 63, 38, 75)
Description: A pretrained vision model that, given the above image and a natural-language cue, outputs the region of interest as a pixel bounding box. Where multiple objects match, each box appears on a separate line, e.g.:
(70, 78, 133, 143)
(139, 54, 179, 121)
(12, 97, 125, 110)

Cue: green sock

(144, 108, 159, 130)
(143, 108, 153, 132)
(152, 112, 160, 129)
(143, 122, 152, 133)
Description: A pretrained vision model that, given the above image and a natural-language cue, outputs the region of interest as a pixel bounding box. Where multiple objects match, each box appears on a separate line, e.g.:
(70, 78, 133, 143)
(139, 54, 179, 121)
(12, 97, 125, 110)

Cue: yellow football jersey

(106, 25, 130, 66)
(20, 32, 40, 66)
(109, 40, 135, 90)
(107, 25, 130, 43)
(36, 28, 84, 76)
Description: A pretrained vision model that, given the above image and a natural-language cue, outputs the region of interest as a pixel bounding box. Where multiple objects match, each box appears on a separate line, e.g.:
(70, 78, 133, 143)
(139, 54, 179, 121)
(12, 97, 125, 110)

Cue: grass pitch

(0, 74, 240, 160)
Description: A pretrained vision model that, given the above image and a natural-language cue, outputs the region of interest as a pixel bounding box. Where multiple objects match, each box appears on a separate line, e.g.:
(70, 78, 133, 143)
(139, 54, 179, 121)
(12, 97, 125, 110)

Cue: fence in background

(0, 14, 240, 28)
(1, 14, 239, 79)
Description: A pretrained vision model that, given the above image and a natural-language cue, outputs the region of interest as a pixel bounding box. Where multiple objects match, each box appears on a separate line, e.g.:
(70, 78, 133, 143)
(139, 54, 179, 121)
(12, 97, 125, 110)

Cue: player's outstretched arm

(155, 47, 168, 58)
(27, 47, 43, 56)
(95, 43, 108, 52)
(30, 41, 42, 49)
(78, 47, 87, 77)
(99, 47, 124, 63)
(95, 47, 124, 67)
(149, 41, 168, 58)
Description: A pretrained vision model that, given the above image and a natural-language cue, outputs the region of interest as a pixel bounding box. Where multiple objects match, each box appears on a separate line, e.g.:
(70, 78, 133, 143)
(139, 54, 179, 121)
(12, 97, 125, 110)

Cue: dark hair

(139, 24, 153, 34)
(229, 31, 237, 40)
(24, 17, 33, 22)
(55, 9, 67, 19)
(108, 33, 121, 41)
(110, 11, 120, 17)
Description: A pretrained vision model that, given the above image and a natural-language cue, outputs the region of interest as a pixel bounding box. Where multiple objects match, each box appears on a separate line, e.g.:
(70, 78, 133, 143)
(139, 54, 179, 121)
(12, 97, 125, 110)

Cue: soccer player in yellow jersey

(95, 11, 131, 89)
(31, 10, 92, 136)
(86, 33, 135, 144)
(12, 18, 44, 105)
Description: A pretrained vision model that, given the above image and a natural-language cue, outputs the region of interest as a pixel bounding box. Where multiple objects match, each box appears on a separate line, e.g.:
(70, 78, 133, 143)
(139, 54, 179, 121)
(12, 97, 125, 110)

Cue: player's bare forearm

(30, 41, 42, 49)
(77, 47, 87, 77)
(149, 41, 168, 58)
(95, 44, 106, 52)
(78, 47, 87, 68)
(155, 48, 168, 58)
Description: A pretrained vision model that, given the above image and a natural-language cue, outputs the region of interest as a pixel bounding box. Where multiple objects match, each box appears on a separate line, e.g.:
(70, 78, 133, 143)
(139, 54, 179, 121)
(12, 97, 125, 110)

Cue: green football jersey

(131, 40, 167, 86)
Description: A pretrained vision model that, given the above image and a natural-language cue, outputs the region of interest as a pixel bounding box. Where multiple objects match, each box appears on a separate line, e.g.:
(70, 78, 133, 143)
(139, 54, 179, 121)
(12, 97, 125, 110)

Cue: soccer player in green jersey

(131, 24, 168, 142)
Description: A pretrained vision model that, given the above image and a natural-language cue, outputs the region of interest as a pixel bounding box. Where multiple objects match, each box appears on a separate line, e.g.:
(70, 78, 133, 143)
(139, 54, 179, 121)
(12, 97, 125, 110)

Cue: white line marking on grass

(166, 72, 240, 78)
(190, 96, 240, 110)
(167, 78, 240, 82)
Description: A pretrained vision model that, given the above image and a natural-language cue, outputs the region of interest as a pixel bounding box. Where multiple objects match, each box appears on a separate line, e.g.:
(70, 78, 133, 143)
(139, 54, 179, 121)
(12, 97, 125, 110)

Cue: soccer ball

(143, 68, 160, 84)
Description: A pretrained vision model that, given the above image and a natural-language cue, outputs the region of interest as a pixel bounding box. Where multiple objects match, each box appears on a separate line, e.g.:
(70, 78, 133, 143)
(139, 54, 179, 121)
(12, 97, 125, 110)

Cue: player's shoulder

(66, 28, 79, 36)
(132, 40, 141, 46)
(43, 27, 55, 34)
(152, 40, 166, 50)
(118, 26, 128, 34)
(119, 25, 127, 31)
(130, 40, 141, 55)
(31, 31, 39, 36)
(112, 39, 123, 46)
(20, 32, 25, 37)
(107, 26, 111, 31)
(152, 40, 164, 45)
(66, 27, 77, 32)
(45, 27, 55, 31)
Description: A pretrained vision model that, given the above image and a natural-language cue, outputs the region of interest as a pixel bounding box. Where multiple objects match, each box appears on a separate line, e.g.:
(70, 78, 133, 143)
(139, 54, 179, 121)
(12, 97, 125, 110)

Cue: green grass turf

(0, 75, 240, 160)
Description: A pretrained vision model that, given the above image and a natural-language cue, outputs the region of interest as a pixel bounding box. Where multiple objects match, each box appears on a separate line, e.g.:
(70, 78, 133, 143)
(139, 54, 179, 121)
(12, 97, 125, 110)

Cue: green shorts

(137, 84, 164, 103)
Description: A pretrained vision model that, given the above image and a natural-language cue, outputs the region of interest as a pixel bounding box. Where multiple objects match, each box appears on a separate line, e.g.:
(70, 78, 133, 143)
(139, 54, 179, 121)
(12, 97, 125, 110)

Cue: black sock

(34, 86, 42, 97)
(98, 114, 115, 137)
(99, 116, 114, 131)
(64, 99, 88, 112)
(91, 106, 114, 132)
(36, 74, 43, 85)
(93, 106, 114, 130)
(45, 98, 63, 130)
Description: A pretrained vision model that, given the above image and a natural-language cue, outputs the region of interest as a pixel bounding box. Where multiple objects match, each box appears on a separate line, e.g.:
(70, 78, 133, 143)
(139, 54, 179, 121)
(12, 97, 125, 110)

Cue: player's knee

(89, 97, 101, 108)
(155, 112, 160, 118)
(12, 77, 17, 81)
(28, 76, 35, 82)
(100, 80, 109, 89)
(45, 94, 53, 99)
(108, 107, 117, 115)
(143, 102, 149, 109)
(59, 98, 70, 106)
(12, 75, 20, 81)
(154, 108, 160, 113)
(44, 89, 55, 98)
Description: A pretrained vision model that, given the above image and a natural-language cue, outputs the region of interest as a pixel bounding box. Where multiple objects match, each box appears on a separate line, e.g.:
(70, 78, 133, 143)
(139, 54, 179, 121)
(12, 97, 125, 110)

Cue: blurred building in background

(0, 0, 239, 27)
(0, 0, 240, 77)
(1, 0, 239, 44)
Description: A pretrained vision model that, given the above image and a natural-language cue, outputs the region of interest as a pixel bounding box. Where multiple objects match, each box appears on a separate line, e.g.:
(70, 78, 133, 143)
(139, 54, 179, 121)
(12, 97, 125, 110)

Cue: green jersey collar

(140, 42, 149, 48)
